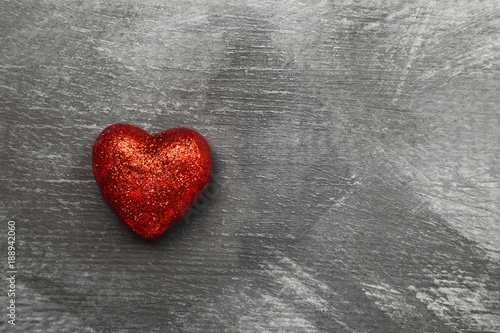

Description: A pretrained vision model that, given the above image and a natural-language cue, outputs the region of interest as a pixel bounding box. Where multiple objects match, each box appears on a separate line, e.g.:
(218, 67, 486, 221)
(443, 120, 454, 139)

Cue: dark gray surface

(1, 0, 499, 332)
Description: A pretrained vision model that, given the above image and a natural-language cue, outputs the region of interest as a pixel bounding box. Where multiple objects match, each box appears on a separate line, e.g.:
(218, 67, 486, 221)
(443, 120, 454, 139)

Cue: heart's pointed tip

(128, 220, 175, 241)
(136, 232, 163, 241)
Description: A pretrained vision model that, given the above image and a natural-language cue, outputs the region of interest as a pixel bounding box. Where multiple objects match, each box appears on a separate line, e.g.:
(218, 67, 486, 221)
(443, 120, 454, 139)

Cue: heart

(92, 123, 212, 239)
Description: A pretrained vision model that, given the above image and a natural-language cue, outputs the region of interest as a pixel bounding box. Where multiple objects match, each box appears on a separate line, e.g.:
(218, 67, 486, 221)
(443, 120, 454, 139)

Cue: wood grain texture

(1, 0, 499, 332)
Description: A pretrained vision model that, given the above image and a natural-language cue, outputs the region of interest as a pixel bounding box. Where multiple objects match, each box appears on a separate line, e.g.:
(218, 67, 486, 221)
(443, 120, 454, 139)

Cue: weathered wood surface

(1, 0, 499, 332)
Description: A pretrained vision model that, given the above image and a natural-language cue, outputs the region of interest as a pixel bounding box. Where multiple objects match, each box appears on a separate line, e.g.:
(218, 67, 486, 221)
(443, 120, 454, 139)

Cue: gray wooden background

(1, 0, 499, 332)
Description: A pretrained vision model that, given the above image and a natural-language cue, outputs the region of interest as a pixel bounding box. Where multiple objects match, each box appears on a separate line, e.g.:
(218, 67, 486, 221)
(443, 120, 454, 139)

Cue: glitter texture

(92, 123, 212, 240)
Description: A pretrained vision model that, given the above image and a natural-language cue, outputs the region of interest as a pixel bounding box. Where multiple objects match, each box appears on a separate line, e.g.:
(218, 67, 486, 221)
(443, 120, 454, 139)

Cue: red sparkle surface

(92, 123, 212, 240)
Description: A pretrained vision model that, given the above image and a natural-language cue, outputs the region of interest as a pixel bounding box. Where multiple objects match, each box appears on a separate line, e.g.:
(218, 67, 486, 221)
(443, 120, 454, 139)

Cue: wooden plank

(1, 0, 499, 331)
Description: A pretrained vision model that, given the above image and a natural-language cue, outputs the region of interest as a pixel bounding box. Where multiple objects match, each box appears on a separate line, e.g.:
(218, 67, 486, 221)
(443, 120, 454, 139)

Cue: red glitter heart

(92, 123, 212, 239)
